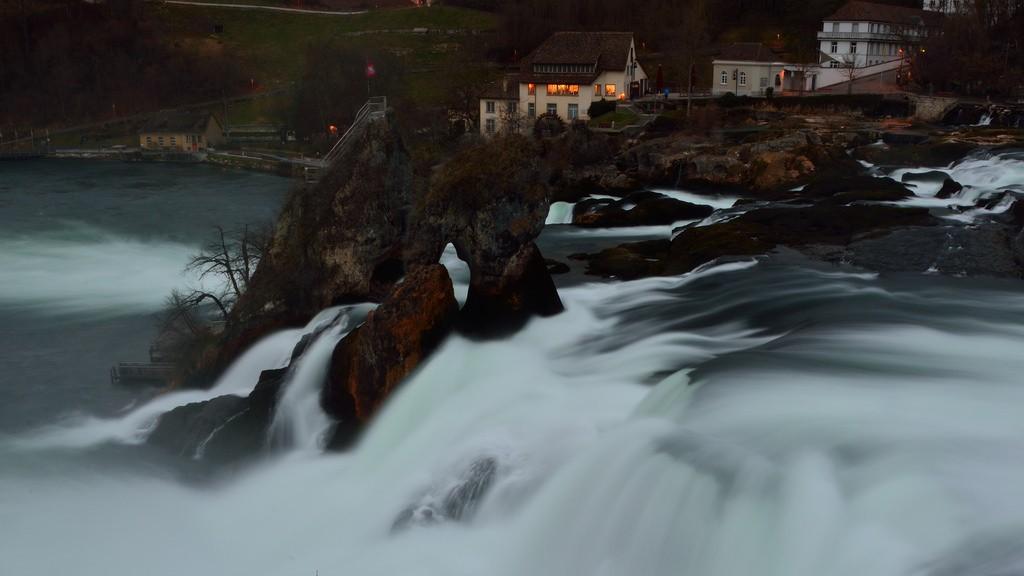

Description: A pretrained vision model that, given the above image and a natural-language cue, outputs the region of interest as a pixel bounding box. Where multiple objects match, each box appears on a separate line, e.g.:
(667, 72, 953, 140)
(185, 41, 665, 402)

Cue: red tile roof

(715, 43, 784, 63)
(523, 31, 634, 70)
(826, 1, 944, 26)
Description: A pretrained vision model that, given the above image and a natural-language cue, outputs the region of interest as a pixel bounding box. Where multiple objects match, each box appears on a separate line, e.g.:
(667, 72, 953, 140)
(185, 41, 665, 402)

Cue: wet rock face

(323, 264, 458, 448)
(148, 367, 288, 465)
(419, 135, 564, 335)
(391, 457, 499, 532)
(572, 191, 714, 228)
(801, 175, 913, 203)
(246, 120, 415, 319)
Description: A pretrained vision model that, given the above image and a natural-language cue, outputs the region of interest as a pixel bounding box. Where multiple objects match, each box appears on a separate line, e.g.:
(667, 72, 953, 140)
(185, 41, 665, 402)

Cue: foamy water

(6, 259, 1024, 576)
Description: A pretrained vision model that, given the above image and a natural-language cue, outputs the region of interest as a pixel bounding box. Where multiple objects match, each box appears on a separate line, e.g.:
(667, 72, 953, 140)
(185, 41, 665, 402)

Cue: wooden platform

(110, 362, 175, 387)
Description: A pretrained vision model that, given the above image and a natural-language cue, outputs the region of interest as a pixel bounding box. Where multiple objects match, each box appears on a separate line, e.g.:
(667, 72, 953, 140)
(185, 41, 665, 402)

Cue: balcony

(816, 30, 911, 42)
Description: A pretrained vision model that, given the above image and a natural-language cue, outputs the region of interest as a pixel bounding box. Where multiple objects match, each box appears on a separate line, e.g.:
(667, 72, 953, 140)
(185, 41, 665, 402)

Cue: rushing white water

(269, 305, 375, 452)
(974, 113, 992, 127)
(6, 258, 1024, 576)
(545, 201, 576, 225)
(884, 151, 1024, 221)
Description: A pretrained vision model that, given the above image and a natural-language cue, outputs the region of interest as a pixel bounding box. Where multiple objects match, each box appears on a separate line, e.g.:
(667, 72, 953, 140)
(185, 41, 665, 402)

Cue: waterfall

(268, 304, 373, 452)
(545, 201, 576, 225)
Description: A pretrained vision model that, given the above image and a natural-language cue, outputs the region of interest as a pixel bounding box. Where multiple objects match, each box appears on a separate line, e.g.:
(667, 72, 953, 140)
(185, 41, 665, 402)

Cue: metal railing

(320, 96, 387, 167)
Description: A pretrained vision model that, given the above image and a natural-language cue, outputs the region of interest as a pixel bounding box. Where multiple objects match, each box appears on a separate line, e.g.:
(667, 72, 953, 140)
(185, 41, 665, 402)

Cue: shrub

(587, 99, 617, 119)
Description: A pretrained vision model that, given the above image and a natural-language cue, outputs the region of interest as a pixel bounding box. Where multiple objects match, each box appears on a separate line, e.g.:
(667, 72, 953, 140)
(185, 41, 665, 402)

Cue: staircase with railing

(304, 96, 388, 184)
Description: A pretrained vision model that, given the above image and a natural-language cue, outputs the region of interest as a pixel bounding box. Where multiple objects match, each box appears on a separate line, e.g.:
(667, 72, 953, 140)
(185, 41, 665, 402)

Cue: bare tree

(840, 54, 860, 95)
(188, 225, 268, 300)
(499, 101, 527, 134)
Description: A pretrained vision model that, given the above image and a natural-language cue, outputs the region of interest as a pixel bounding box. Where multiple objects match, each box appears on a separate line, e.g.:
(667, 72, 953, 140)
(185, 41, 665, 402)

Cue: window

(527, 83, 536, 96)
(157, 136, 164, 146)
(546, 103, 557, 116)
(831, 41, 838, 53)
(594, 84, 601, 96)
(145, 136, 152, 146)
(854, 23, 861, 32)
(546, 84, 580, 96)
(830, 61, 840, 68)
(506, 101, 517, 115)
(485, 101, 495, 114)
(832, 22, 839, 32)
(604, 84, 616, 97)
(851, 42, 858, 54)
(720, 71, 728, 85)
(738, 72, 746, 86)
(170, 136, 177, 147)
(760, 76, 768, 88)
(527, 103, 536, 119)
(568, 103, 579, 120)
(485, 118, 496, 134)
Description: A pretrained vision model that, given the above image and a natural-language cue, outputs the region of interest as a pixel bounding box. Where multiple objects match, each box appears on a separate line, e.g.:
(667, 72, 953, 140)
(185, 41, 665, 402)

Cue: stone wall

(911, 95, 960, 122)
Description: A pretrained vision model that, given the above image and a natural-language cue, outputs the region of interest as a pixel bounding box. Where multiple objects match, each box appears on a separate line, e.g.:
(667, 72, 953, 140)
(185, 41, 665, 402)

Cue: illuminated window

(594, 84, 601, 96)
(528, 83, 536, 95)
(604, 84, 616, 97)
(546, 84, 580, 96)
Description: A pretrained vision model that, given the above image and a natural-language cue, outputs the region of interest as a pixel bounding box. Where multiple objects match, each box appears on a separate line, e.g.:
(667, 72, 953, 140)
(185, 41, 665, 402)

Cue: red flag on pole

(365, 61, 377, 79)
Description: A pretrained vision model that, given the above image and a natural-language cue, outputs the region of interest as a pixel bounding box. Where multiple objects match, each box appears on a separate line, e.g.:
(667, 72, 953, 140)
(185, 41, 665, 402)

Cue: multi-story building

(479, 31, 647, 135)
(817, 1, 943, 70)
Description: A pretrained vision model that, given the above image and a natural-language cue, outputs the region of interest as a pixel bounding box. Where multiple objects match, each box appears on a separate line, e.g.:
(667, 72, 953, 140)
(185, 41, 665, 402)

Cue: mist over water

(0, 160, 289, 433)
(5, 158, 1024, 576)
(6, 255, 1024, 576)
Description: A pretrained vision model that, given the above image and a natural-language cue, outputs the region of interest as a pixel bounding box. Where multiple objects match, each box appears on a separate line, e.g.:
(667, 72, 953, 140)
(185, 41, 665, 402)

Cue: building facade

(479, 31, 647, 135)
(712, 43, 790, 97)
(139, 112, 224, 152)
(817, 1, 942, 70)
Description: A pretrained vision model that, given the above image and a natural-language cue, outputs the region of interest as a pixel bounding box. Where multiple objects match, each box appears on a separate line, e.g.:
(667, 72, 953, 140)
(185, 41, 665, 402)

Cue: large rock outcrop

(322, 264, 459, 448)
(413, 135, 564, 335)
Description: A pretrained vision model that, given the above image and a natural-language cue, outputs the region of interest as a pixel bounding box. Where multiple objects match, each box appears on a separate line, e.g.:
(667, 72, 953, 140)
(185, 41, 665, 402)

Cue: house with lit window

(139, 111, 224, 152)
(478, 31, 647, 135)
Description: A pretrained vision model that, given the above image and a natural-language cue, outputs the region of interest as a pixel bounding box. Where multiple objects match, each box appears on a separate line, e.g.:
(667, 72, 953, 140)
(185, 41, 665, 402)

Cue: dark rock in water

(999, 199, 1024, 228)
(936, 178, 964, 199)
(882, 131, 930, 145)
(854, 140, 976, 167)
(901, 170, 949, 185)
(801, 175, 912, 203)
(665, 204, 936, 274)
(323, 264, 458, 448)
(583, 239, 671, 280)
(545, 258, 570, 275)
(583, 204, 937, 279)
(572, 191, 714, 227)
(418, 135, 564, 336)
(840, 224, 1023, 278)
(459, 242, 563, 336)
(148, 367, 288, 464)
(392, 457, 499, 532)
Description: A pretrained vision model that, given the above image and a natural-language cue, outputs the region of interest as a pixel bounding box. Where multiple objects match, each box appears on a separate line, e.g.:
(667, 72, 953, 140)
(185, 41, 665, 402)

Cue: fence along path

(305, 96, 388, 183)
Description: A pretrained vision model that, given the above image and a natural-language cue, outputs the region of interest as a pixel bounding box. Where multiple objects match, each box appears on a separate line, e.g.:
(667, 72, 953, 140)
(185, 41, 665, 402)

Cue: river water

(3, 155, 1024, 576)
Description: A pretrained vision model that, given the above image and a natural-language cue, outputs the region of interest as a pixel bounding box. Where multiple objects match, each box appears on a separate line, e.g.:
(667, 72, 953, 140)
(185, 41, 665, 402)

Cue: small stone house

(139, 112, 224, 152)
(712, 43, 790, 97)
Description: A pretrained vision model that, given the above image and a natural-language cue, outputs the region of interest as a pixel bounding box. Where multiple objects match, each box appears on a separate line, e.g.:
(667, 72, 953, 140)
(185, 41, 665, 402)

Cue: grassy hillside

(152, 3, 498, 85)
